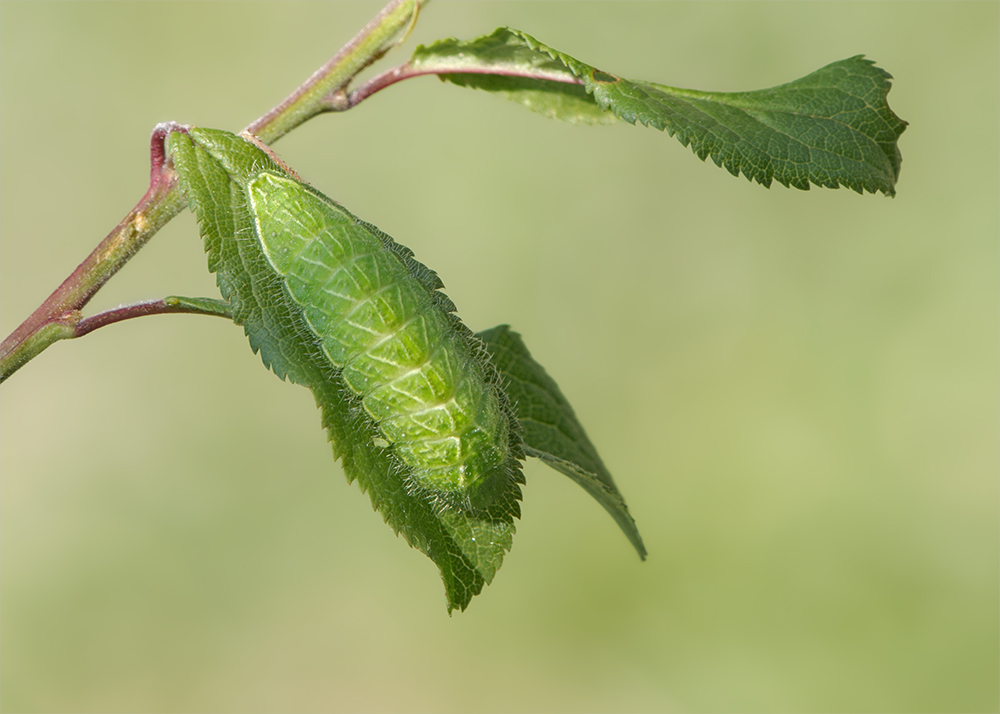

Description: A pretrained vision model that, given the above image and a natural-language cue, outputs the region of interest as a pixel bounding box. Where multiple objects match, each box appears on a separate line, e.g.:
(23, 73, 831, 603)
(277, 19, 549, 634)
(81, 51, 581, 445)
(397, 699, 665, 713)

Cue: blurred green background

(1, 2, 996, 711)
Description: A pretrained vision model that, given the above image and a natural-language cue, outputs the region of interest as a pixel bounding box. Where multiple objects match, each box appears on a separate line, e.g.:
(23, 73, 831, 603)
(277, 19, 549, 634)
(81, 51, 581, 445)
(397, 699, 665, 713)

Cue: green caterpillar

(168, 127, 520, 511)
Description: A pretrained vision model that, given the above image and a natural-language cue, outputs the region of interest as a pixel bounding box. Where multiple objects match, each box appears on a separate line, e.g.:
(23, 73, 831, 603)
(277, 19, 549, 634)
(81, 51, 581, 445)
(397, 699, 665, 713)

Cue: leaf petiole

(73, 296, 233, 338)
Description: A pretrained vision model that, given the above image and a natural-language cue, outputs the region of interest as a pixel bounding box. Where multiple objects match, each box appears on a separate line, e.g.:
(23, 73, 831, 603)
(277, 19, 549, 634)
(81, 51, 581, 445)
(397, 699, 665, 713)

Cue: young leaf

(409, 30, 616, 125)
(163, 295, 233, 317)
(408, 28, 906, 195)
(478, 325, 646, 560)
(167, 127, 524, 612)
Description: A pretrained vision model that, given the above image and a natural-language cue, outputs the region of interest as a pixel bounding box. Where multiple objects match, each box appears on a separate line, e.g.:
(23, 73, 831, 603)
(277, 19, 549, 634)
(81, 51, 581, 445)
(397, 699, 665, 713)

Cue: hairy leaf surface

(411, 28, 906, 195)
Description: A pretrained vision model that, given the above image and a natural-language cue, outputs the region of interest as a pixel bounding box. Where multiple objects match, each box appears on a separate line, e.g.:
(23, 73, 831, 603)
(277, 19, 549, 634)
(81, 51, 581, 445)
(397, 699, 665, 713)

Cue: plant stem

(245, 0, 423, 143)
(0, 125, 183, 382)
(0, 0, 421, 383)
(73, 297, 234, 338)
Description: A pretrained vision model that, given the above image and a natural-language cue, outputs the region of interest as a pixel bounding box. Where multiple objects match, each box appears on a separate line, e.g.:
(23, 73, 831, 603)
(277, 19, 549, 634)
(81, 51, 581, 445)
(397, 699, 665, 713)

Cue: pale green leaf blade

(478, 325, 646, 560)
(168, 128, 522, 612)
(409, 28, 616, 125)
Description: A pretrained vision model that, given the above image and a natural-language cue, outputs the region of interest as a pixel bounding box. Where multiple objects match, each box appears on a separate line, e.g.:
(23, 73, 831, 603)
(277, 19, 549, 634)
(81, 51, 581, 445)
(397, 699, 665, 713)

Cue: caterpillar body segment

(175, 127, 521, 509)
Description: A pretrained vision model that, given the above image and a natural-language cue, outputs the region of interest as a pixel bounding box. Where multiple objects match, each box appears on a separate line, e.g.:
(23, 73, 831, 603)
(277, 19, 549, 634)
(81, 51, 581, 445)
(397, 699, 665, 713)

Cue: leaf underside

(411, 28, 907, 195)
(477, 325, 646, 560)
(410, 29, 616, 125)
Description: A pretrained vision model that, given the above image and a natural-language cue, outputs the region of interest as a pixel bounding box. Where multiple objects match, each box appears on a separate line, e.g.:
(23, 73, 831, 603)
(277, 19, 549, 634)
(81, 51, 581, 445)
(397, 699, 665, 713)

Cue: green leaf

(168, 127, 523, 612)
(478, 325, 646, 560)
(412, 28, 907, 195)
(410, 30, 616, 125)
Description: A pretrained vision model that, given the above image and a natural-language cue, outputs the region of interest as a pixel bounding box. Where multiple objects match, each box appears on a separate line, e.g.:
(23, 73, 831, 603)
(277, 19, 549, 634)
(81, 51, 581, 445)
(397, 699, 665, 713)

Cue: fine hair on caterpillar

(169, 126, 524, 512)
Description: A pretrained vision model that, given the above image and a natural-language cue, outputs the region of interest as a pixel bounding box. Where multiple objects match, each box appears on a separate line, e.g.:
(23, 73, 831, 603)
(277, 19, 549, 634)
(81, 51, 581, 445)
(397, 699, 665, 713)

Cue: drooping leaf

(168, 127, 524, 612)
(410, 28, 907, 195)
(478, 325, 646, 560)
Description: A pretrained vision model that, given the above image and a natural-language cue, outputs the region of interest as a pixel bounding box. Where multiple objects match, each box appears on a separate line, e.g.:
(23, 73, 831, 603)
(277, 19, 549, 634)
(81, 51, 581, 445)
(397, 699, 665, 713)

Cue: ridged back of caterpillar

(246, 172, 515, 502)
